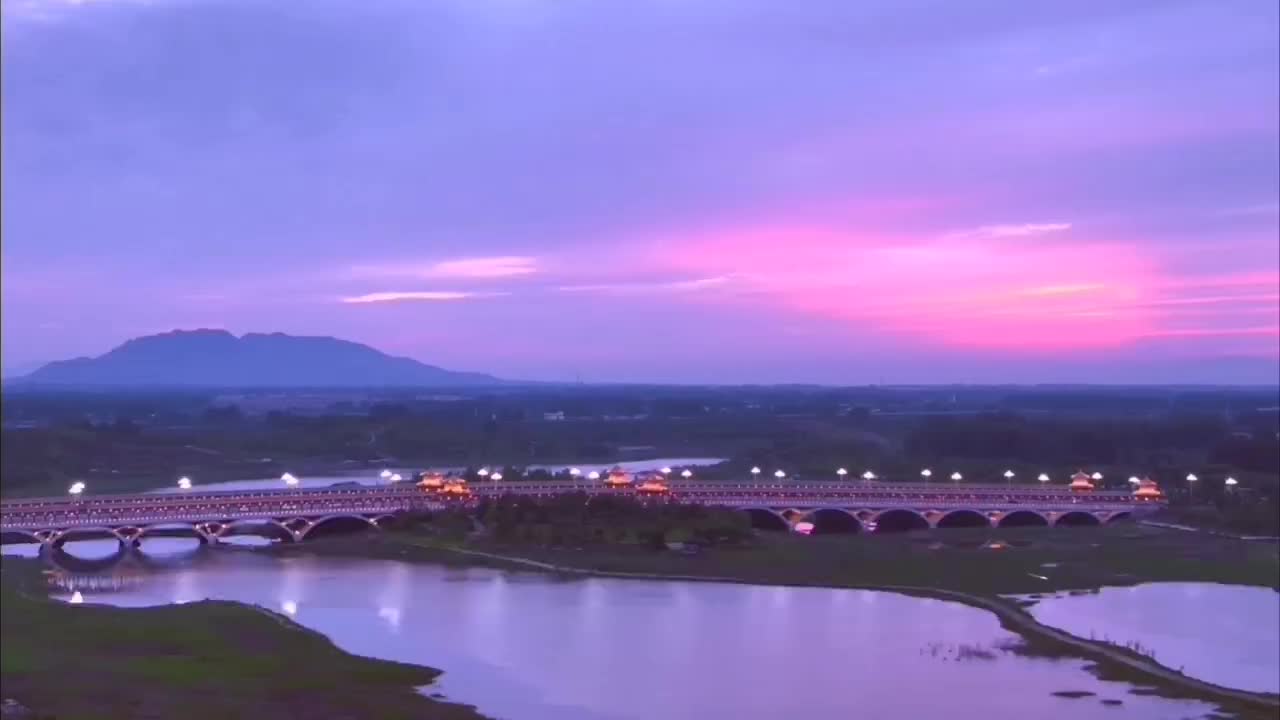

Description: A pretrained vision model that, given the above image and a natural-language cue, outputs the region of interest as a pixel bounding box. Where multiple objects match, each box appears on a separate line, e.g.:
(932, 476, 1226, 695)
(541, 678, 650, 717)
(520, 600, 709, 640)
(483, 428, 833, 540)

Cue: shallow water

(1025, 583, 1280, 693)
(3, 539, 1234, 720)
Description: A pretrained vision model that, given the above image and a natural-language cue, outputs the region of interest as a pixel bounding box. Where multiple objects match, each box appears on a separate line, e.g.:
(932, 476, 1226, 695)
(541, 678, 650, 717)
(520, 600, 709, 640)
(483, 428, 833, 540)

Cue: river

(147, 457, 728, 494)
(4, 539, 1249, 720)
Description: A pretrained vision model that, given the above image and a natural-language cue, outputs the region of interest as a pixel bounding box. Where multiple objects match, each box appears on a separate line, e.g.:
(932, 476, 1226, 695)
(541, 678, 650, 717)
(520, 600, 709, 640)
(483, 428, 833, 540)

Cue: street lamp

(921, 468, 932, 483)
(177, 476, 192, 490)
(1225, 476, 1239, 488)
(491, 472, 503, 481)
(281, 473, 299, 487)
(569, 467, 581, 478)
(774, 469, 786, 480)
(836, 468, 848, 480)
(1128, 476, 1141, 485)
(477, 468, 490, 479)
(681, 469, 693, 479)
(587, 470, 601, 480)
(1091, 472, 1103, 481)
(69, 481, 86, 497)
(751, 466, 762, 480)
(1186, 473, 1198, 502)
(390, 473, 403, 483)
(950, 471, 963, 483)
(1003, 470, 1015, 485)
(660, 466, 672, 476)
(861, 470, 876, 482)
(1037, 473, 1050, 483)
(379, 469, 393, 480)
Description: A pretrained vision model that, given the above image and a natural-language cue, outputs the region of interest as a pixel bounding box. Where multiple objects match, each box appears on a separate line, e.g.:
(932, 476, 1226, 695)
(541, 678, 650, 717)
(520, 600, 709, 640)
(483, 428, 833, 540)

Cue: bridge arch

(51, 526, 129, 547)
(1106, 511, 1133, 524)
(739, 508, 791, 532)
(219, 518, 295, 542)
(934, 510, 991, 529)
(0, 529, 42, 545)
(997, 510, 1050, 528)
(804, 508, 862, 534)
(297, 514, 380, 540)
(872, 508, 931, 533)
(1054, 511, 1101, 527)
(132, 523, 207, 544)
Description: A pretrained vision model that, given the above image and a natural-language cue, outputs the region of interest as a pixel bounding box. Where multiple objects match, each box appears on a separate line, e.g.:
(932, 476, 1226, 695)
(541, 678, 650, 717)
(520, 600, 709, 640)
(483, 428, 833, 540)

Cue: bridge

(0, 478, 1161, 546)
(0, 485, 442, 547)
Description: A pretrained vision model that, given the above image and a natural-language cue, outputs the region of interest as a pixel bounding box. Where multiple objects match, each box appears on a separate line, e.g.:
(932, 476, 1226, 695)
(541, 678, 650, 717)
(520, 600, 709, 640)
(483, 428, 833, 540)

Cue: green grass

(0, 561, 487, 720)
(294, 523, 1280, 596)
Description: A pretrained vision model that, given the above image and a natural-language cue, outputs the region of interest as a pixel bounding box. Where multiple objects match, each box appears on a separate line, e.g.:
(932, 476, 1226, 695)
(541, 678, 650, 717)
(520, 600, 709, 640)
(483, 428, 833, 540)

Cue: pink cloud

(640, 220, 1278, 354)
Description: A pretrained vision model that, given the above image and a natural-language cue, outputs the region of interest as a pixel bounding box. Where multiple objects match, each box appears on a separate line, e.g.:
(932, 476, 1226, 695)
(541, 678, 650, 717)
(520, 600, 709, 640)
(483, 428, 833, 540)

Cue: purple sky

(2, 0, 1277, 384)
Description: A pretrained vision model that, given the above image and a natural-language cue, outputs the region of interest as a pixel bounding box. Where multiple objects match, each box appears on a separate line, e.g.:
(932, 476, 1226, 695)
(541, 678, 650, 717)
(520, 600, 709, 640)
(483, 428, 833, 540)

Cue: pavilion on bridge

(1133, 476, 1165, 501)
(1069, 471, 1095, 492)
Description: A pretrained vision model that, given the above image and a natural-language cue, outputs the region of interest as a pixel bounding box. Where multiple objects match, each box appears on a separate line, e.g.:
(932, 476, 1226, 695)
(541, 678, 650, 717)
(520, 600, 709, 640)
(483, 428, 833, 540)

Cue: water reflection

(1027, 583, 1280, 693)
(36, 551, 1227, 720)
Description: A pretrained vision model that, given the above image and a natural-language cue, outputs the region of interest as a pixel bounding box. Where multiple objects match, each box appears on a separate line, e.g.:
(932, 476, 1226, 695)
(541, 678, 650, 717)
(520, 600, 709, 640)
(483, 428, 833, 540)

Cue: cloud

(557, 276, 733, 295)
(352, 256, 538, 280)
(944, 223, 1073, 241)
(340, 291, 498, 304)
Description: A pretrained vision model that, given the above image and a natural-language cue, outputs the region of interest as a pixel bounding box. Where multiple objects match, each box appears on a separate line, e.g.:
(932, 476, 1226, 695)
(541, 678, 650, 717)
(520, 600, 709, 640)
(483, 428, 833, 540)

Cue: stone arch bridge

(1, 481, 1157, 548)
(0, 486, 443, 548)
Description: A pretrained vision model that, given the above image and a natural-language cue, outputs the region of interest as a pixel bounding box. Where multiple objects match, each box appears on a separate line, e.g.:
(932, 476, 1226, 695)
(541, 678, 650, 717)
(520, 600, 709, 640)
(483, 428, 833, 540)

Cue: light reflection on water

(12, 546, 1235, 720)
(1027, 583, 1280, 694)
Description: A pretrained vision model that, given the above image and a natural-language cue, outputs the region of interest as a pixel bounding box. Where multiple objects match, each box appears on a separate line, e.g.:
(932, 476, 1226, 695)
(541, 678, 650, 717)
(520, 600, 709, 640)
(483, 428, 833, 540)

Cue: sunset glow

(1, 0, 1276, 383)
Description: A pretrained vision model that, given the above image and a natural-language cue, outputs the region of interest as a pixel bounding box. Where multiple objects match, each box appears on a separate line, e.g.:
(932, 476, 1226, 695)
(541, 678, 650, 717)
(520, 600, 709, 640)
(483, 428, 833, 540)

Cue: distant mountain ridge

(13, 329, 503, 388)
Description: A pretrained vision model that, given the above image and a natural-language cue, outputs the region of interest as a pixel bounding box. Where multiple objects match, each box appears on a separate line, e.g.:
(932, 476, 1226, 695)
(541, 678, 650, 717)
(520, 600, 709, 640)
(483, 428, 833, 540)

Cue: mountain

(12, 330, 503, 388)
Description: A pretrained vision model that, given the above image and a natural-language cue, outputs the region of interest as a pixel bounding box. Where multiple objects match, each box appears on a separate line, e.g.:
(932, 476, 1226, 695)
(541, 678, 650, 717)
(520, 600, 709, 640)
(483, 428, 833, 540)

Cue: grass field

(288, 522, 1280, 596)
(0, 560, 487, 720)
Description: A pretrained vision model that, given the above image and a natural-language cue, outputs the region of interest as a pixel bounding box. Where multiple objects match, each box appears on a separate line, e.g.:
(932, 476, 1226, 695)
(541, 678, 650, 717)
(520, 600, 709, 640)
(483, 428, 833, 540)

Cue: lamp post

(861, 470, 876, 484)
(379, 469, 393, 481)
(837, 468, 848, 481)
(587, 470, 601, 480)
(750, 466, 762, 481)
(491, 472, 503, 481)
(681, 469, 693, 479)
(569, 467, 581, 480)
(69, 481, 86, 498)
(1128, 476, 1141, 486)
(390, 473, 403, 483)
(1091, 471, 1103, 487)
(1037, 473, 1050, 484)
(1003, 469, 1015, 486)
(281, 473, 299, 487)
(1225, 476, 1239, 488)
(774, 469, 786, 481)
(177, 476, 192, 491)
(950, 471, 962, 484)
(921, 468, 932, 484)
(1186, 473, 1198, 502)
(477, 468, 490, 481)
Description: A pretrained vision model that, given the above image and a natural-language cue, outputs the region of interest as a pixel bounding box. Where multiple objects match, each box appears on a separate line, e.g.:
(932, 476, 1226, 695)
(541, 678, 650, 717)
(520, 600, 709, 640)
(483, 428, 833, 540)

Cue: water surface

(147, 458, 727, 494)
(1025, 583, 1280, 694)
(9, 541, 1229, 720)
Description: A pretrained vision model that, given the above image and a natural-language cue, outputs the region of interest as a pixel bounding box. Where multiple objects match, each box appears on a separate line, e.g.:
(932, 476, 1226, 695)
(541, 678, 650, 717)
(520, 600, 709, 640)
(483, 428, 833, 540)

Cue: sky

(2, 0, 1278, 384)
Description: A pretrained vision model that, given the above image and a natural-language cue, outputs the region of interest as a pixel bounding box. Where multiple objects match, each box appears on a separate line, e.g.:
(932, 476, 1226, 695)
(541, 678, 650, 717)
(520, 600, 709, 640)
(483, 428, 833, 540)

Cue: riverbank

(0, 559, 488, 720)
(279, 524, 1280, 718)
